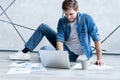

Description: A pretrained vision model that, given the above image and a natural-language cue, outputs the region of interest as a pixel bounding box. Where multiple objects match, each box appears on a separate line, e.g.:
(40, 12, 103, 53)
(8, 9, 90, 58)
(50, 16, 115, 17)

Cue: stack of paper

(7, 61, 47, 74)
(88, 64, 113, 70)
(7, 67, 31, 74)
(71, 63, 112, 70)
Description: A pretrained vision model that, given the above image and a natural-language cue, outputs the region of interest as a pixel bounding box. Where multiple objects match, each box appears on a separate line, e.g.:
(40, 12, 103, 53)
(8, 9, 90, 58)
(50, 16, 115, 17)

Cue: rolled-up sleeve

(87, 15, 101, 42)
(56, 18, 65, 43)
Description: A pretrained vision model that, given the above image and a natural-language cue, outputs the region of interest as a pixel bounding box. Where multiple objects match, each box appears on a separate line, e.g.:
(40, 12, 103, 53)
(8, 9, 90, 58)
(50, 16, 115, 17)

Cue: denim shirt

(56, 12, 101, 59)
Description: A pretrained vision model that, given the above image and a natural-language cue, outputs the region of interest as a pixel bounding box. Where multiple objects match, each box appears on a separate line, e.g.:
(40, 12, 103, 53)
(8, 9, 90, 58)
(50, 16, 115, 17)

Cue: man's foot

(9, 51, 30, 60)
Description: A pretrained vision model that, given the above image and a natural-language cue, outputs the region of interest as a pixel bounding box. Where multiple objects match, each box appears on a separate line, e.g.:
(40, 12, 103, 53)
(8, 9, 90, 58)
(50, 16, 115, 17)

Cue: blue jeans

(25, 23, 79, 62)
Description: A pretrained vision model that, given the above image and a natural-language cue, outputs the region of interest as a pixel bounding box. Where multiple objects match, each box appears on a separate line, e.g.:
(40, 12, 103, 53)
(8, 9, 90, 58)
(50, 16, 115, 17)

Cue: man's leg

(25, 23, 57, 51)
(40, 46, 56, 50)
(9, 23, 57, 60)
(64, 45, 79, 62)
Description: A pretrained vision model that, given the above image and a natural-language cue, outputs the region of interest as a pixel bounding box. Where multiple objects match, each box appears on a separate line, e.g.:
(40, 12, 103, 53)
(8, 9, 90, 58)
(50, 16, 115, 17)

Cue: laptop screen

(39, 50, 70, 69)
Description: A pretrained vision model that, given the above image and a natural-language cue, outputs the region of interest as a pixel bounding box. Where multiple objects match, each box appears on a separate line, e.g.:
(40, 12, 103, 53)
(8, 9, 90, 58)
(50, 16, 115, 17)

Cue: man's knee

(40, 46, 56, 50)
(37, 23, 49, 31)
(38, 23, 48, 28)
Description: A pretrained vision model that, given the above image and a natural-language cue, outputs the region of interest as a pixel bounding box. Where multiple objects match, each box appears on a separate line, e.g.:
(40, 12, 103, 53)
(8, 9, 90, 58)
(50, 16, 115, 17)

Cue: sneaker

(9, 51, 30, 60)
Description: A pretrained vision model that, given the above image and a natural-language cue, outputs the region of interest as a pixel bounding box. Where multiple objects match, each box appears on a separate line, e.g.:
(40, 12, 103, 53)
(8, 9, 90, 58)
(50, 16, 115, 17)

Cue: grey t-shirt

(65, 20, 83, 55)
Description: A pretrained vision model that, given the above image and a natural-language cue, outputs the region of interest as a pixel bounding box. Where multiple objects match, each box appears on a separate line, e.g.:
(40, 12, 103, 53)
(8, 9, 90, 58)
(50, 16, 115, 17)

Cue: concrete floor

(0, 52, 120, 80)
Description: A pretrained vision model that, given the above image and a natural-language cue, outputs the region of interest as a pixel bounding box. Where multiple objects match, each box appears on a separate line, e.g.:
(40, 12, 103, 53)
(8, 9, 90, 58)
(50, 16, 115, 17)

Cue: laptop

(39, 50, 71, 69)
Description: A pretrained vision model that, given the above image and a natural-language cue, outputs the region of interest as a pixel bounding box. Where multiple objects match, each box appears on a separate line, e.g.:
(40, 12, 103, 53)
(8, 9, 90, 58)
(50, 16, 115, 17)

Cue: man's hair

(62, 0, 78, 11)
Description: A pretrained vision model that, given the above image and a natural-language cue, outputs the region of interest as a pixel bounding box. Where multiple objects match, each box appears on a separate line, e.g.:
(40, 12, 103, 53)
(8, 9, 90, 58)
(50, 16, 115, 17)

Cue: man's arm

(56, 41, 64, 51)
(94, 41, 104, 65)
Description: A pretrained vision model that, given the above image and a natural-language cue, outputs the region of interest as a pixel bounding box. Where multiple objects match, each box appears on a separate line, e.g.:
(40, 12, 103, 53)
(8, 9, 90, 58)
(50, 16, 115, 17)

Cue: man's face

(64, 8, 78, 23)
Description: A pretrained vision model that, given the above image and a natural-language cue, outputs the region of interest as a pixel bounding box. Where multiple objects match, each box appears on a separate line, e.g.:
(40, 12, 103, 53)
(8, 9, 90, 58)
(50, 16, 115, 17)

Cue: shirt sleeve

(86, 15, 101, 42)
(56, 18, 65, 43)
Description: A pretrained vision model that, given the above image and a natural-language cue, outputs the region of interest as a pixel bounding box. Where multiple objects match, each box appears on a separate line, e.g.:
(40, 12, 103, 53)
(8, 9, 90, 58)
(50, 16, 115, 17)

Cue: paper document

(7, 68, 31, 74)
(7, 61, 47, 74)
(71, 63, 82, 70)
(10, 61, 40, 68)
(31, 67, 47, 72)
(71, 63, 112, 70)
(88, 64, 112, 70)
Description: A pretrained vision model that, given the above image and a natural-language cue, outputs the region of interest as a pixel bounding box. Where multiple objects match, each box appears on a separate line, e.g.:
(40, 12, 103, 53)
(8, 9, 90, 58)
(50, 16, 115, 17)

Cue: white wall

(0, 0, 120, 52)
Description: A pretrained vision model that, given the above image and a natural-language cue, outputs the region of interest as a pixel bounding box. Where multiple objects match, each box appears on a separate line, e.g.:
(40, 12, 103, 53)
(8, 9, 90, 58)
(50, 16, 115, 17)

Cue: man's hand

(94, 41, 104, 65)
(95, 59, 104, 65)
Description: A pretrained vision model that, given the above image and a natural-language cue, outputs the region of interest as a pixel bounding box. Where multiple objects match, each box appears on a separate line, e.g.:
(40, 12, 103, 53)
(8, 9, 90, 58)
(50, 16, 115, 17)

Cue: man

(9, 0, 104, 65)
